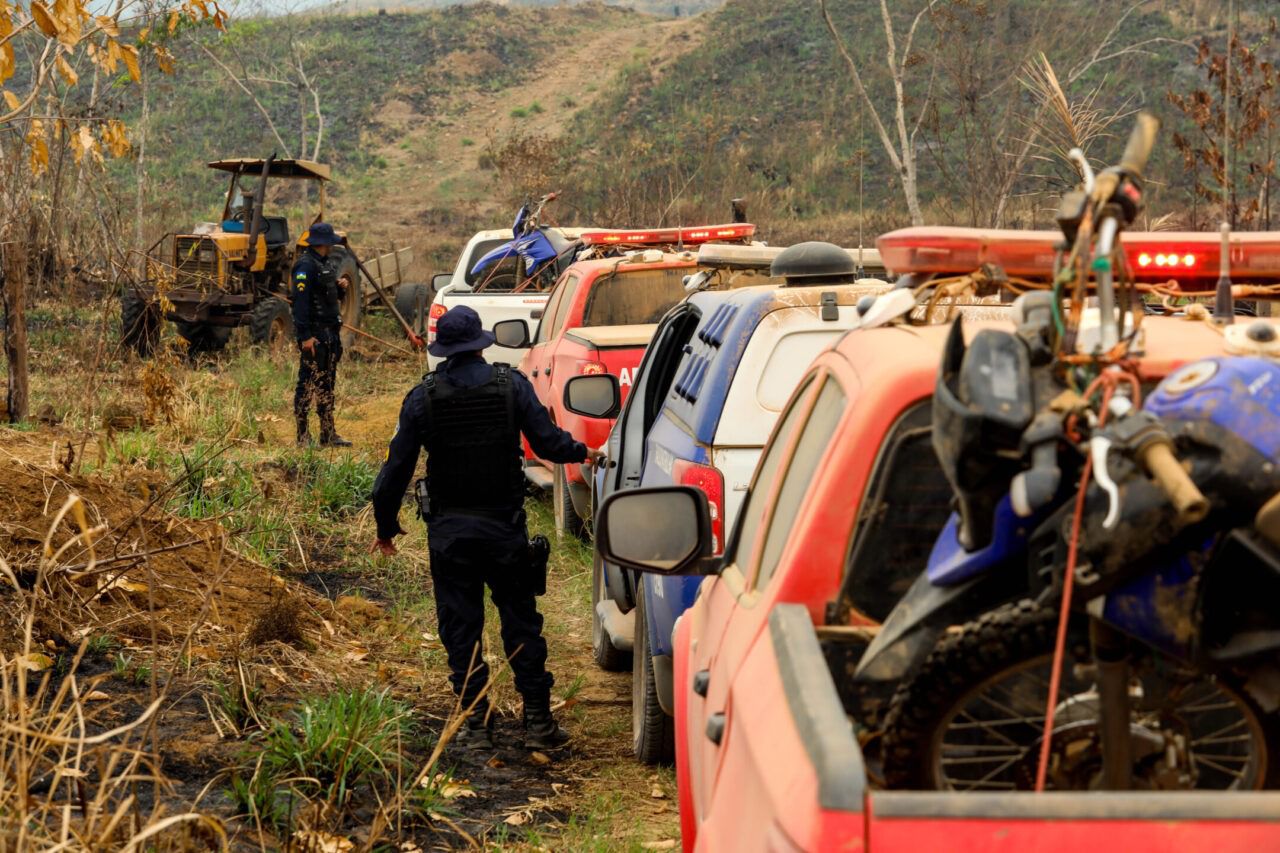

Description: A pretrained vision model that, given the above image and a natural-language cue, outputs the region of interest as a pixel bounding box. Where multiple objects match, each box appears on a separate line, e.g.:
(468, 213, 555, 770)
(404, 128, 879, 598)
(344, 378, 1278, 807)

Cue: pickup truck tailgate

(566, 324, 658, 400)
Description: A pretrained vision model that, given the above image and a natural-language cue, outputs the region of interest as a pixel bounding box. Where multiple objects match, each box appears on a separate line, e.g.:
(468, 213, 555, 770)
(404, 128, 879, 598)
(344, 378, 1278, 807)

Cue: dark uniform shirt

(291, 248, 342, 342)
(371, 354, 588, 550)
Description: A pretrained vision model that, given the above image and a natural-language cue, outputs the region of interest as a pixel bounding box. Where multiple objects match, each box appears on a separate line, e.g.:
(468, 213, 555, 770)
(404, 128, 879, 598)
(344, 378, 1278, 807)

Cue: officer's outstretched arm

(371, 390, 423, 542)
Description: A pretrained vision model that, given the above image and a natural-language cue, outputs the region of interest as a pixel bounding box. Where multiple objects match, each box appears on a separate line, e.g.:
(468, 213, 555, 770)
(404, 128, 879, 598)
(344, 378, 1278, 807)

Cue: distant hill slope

(128, 0, 1266, 275)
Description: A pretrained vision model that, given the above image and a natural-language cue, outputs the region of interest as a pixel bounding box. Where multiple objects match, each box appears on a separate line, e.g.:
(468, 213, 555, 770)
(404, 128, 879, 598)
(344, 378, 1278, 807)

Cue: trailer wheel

(333, 249, 361, 349)
(394, 282, 430, 335)
(175, 321, 232, 355)
(880, 599, 1278, 791)
(120, 293, 160, 357)
(249, 297, 294, 352)
(632, 589, 675, 765)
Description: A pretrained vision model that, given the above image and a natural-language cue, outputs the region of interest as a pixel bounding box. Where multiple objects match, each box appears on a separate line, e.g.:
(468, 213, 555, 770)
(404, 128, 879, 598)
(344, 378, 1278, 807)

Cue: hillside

(125, 0, 1273, 277)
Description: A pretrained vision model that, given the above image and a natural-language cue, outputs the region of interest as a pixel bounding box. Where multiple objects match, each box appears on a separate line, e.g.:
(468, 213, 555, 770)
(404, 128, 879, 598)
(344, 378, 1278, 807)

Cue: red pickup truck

(592, 313, 1280, 850)
(511, 225, 755, 537)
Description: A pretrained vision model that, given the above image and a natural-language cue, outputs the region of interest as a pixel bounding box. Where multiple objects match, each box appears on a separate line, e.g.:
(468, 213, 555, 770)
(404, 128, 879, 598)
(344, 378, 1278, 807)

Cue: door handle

(546, 365, 553, 378)
(706, 712, 725, 745)
(693, 670, 710, 697)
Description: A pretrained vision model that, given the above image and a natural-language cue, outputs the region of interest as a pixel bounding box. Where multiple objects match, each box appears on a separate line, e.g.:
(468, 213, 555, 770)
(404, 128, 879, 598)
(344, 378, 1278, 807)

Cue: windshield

(582, 267, 689, 327)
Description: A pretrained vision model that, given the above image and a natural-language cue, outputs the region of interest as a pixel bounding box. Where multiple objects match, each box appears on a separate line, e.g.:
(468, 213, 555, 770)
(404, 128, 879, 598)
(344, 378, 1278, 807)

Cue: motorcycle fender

(855, 570, 1005, 683)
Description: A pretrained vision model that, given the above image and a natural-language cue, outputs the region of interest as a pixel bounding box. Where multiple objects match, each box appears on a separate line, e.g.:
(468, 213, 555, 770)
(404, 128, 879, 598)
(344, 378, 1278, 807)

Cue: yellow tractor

(122, 156, 364, 355)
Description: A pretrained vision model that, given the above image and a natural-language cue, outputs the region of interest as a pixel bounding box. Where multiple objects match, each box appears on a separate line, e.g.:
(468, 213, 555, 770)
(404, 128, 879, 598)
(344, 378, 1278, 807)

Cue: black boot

(317, 411, 352, 447)
(453, 704, 494, 750)
(523, 701, 569, 750)
(295, 414, 313, 447)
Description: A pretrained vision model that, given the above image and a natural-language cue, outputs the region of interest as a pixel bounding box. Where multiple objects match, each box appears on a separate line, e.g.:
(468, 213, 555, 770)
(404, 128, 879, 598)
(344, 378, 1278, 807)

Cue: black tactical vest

(421, 364, 524, 517)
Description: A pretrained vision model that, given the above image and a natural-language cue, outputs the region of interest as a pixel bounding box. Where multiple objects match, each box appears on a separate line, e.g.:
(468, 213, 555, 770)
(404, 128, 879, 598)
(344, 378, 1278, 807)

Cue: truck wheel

(592, 550, 632, 672)
(249, 297, 294, 352)
(633, 589, 676, 765)
(553, 463, 588, 540)
(880, 599, 1278, 791)
(333, 249, 361, 350)
(120, 293, 160, 357)
(394, 282, 430, 335)
(175, 321, 231, 355)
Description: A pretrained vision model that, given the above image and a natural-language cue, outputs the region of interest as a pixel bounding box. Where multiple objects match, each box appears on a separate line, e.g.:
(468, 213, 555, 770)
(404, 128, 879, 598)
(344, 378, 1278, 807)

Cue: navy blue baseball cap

(306, 222, 342, 246)
(428, 305, 496, 358)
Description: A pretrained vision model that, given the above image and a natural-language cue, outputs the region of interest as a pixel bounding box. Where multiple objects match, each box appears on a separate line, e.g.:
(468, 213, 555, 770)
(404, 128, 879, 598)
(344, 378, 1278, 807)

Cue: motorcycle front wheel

(881, 599, 1277, 791)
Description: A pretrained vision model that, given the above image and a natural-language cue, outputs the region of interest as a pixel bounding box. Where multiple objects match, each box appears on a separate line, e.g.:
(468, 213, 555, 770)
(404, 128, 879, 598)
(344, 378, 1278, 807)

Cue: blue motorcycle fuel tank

(1144, 356, 1280, 461)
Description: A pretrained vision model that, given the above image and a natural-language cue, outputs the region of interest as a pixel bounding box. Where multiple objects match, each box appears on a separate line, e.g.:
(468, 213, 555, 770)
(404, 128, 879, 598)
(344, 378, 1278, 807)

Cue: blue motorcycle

(470, 193, 577, 291)
(858, 114, 1280, 792)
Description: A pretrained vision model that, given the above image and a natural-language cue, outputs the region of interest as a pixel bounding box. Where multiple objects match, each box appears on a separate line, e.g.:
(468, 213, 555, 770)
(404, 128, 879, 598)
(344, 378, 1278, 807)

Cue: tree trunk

(134, 65, 148, 252)
(1, 247, 30, 424)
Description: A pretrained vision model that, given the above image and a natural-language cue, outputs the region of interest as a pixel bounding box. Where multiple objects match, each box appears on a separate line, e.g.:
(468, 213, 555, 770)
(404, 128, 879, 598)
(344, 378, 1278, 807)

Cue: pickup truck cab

(426, 226, 585, 370)
(511, 225, 758, 536)
(592, 312, 1269, 850)
(588, 265, 891, 764)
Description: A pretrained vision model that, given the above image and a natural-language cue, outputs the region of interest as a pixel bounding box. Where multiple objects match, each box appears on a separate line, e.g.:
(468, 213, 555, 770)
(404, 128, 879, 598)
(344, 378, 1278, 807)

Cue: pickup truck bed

(695, 603, 1280, 852)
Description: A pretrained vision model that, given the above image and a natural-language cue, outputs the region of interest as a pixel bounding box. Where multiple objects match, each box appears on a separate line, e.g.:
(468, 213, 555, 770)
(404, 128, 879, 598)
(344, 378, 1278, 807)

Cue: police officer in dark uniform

(292, 222, 351, 447)
(369, 306, 598, 750)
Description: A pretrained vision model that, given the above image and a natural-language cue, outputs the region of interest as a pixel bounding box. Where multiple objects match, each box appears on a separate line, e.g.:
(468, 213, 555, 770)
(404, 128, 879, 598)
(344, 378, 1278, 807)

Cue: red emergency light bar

(579, 223, 756, 247)
(876, 226, 1280, 282)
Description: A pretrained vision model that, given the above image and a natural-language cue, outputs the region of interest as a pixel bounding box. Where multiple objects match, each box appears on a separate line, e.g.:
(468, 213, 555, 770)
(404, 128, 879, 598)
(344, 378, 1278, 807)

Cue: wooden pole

(1, 245, 29, 423)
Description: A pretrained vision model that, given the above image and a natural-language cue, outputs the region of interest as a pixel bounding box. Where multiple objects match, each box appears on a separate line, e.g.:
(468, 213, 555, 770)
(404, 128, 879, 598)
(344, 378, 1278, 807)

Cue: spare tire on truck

(120, 292, 160, 357)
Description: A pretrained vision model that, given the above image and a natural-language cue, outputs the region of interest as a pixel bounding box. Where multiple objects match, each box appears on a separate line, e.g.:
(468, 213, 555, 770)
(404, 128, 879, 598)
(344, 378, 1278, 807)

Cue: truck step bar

(524, 463, 554, 491)
(596, 600, 635, 652)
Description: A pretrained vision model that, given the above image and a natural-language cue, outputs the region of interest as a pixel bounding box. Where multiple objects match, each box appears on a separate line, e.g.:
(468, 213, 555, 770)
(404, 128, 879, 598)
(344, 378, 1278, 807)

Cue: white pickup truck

(426, 227, 585, 370)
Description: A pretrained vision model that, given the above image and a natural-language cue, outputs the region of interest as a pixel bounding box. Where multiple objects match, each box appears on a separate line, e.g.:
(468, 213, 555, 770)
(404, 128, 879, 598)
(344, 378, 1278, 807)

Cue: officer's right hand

(370, 537, 397, 556)
(300, 337, 318, 356)
(586, 448, 605, 465)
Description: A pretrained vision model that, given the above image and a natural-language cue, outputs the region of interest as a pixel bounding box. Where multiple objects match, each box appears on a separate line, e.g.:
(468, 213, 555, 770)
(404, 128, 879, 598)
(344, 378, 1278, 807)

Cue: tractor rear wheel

(120, 293, 160, 357)
(333, 249, 361, 349)
(249, 297, 294, 353)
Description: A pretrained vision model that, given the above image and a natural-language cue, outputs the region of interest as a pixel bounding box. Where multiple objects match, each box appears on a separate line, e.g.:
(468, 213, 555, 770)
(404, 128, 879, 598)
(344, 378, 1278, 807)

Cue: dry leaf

(292, 829, 353, 853)
(650, 785, 667, 799)
(84, 690, 110, 701)
(529, 751, 552, 766)
(342, 648, 369, 663)
(57, 767, 87, 778)
(55, 54, 77, 85)
(3, 90, 20, 112)
(503, 812, 529, 827)
(0, 44, 14, 86)
(485, 755, 505, 769)
(641, 842, 678, 851)
(30, 2, 59, 38)
(15, 652, 54, 672)
(120, 44, 140, 81)
(95, 15, 120, 37)
(425, 774, 476, 800)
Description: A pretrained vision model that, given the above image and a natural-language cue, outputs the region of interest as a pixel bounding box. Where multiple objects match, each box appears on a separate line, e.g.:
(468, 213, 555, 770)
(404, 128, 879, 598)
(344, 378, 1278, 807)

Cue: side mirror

(563, 374, 621, 419)
(431, 272, 452, 291)
(492, 318, 531, 349)
(596, 487, 717, 576)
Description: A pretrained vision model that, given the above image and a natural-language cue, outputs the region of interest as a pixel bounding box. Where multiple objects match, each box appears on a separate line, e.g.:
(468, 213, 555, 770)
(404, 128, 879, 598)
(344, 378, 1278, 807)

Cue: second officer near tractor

(369, 306, 599, 750)
(292, 222, 351, 447)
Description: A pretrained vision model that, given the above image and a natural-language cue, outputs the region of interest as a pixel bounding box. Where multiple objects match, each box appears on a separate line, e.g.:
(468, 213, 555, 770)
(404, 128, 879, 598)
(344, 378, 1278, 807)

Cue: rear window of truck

(582, 268, 689, 327)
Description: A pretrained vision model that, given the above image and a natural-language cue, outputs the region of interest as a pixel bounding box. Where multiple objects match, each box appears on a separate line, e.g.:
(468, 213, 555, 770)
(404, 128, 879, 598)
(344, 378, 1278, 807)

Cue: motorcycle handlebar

(1118, 112, 1160, 178)
(1139, 441, 1209, 525)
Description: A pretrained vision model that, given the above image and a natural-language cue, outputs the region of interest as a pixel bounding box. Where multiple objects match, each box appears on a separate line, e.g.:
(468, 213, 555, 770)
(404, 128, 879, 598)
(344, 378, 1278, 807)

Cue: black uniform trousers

(295, 326, 342, 426)
(429, 533, 552, 709)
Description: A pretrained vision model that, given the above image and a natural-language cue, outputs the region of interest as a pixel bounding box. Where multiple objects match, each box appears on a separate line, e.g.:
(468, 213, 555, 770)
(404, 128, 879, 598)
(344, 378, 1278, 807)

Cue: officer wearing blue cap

(292, 222, 351, 447)
(370, 305, 599, 750)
